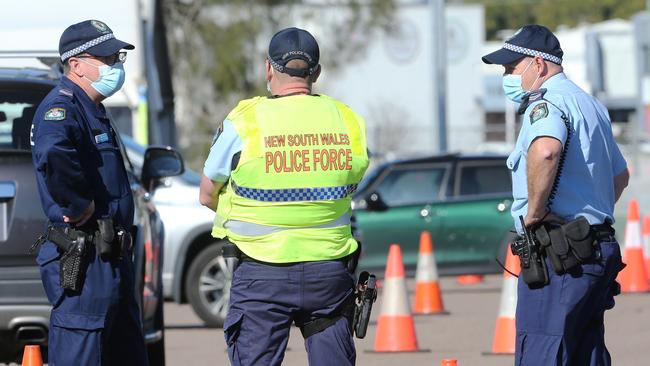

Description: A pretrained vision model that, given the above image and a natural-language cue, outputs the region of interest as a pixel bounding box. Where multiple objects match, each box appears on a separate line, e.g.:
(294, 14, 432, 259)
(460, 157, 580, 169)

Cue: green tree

(163, 0, 395, 171)
(463, 0, 646, 40)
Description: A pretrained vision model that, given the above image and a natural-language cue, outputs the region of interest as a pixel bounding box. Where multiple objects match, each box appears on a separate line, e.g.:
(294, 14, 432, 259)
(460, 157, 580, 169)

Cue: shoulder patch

(529, 102, 548, 124)
(44, 107, 66, 121)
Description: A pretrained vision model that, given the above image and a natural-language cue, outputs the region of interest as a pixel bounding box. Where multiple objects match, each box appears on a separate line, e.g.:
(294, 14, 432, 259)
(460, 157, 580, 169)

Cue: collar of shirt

(540, 72, 567, 90)
(61, 76, 108, 120)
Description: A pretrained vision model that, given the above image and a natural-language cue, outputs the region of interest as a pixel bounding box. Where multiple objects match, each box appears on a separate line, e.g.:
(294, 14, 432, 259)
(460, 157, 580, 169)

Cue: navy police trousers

(37, 241, 148, 366)
(224, 259, 356, 366)
(515, 239, 624, 366)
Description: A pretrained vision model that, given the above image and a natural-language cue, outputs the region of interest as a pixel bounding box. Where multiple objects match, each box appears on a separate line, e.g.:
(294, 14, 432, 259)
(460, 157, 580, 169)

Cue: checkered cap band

(60, 33, 115, 61)
(502, 42, 562, 65)
(232, 182, 358, 202)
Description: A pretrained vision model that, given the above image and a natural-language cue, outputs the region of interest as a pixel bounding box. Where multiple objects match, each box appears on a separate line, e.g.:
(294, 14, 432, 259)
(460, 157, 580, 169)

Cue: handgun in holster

(352, 271, 377, 338)
(43, 225, 92, 293)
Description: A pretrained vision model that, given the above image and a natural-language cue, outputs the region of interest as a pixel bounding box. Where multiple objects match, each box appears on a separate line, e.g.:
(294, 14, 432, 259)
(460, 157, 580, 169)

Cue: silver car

(121, 135, 234, 327)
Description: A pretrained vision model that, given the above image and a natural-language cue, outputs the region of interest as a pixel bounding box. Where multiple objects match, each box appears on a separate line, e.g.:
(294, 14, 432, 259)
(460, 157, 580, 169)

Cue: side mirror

(141, 146, 184, 192)
(365, 191, 388, 211)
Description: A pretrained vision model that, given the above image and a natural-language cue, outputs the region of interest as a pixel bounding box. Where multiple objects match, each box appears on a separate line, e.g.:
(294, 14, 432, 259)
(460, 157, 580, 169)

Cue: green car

(352, 154, 516, 275)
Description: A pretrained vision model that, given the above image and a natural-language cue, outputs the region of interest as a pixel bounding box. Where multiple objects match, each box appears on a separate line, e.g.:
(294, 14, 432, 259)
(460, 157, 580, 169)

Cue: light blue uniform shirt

(508, 73, 627, 233)
(203, 119, 242, 183)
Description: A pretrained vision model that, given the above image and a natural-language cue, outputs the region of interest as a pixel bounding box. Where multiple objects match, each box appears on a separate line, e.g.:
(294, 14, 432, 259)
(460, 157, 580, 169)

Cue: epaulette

(517, 88, 547, 115)
(58, 88, 73, 98)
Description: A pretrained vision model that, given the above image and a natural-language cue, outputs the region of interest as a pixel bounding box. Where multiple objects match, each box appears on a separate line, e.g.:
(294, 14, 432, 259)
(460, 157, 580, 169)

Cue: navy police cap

(482, 24, 563, 65)
(268, 27, 320, 78)
(59, 20, 134, 62)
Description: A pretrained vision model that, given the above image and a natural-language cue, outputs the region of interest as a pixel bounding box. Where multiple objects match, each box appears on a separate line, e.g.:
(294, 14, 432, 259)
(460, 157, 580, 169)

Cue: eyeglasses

(76, 51, 127, 66)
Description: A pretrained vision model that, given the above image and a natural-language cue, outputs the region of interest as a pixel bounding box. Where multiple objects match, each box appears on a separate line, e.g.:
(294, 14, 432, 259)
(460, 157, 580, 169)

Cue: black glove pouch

(535, 216, 595, 274)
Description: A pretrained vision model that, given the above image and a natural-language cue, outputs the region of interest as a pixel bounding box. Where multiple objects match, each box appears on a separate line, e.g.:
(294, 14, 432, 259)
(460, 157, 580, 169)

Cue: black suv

(0, 64, 182, 363)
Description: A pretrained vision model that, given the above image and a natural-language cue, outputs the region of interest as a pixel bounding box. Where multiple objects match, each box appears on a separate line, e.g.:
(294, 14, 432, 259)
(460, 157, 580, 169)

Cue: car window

(457, 161, 511, 196)
(0, 87, 50, 151)
(375, 165, 448, 206)
(120, 132, 201, 186)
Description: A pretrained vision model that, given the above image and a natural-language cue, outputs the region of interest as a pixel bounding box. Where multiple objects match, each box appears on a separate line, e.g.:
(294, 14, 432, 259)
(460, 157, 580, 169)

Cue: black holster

(535, 217, 599, 274)
(45, 226, 92, 293)
(95, 218, 133, 259)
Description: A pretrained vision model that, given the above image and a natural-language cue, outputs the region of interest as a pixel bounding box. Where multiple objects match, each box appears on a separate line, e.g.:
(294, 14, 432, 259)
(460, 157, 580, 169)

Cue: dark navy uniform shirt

(31, 76, 134, 228)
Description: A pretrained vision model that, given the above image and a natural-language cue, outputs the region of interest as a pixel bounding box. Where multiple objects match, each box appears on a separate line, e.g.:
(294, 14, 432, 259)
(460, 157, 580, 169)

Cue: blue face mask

(82, 60, 126, 97)
(502, 74, 527, 103)
(502, 59, 537, 103)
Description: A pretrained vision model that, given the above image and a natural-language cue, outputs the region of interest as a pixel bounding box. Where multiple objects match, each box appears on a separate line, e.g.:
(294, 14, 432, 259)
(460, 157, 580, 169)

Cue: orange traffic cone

(457, 274, 484, 285)
(441, 359, 458, 366)
(642, 216, 650, 282)
(21, 345, 43, 366)
(487, 247, 520, 354)
(413, 232, 446, 315)
(373, 244, 424, 352)
(618, 200, 650, 293)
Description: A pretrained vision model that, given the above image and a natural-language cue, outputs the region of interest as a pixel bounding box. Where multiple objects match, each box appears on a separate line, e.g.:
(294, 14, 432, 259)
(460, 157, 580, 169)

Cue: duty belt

(591, 223, 616, 242)
(38, 223, 133, 259)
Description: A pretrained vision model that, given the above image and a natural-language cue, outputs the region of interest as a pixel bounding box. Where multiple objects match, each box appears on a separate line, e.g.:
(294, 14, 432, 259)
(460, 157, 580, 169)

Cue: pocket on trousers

(560, 259, 605, 305)
(224, 310, 244, 364)
(516, 331, 562, 366)
(50, 311, 105, 331)
(36, 242, 64, 308)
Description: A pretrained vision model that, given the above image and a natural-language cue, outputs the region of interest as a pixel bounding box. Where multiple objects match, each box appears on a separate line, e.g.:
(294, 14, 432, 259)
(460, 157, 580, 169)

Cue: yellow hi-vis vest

(212, 94, 369, 263)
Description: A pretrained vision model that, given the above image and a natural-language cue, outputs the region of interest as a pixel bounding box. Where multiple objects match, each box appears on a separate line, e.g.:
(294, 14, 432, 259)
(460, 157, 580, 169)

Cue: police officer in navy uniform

(483, 25, 628, 365)
(31, 20, 148, 365)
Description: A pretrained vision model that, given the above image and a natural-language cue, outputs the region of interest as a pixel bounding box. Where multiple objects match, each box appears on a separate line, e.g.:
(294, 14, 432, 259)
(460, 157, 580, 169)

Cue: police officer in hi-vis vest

(199, 27, 369, 366)
(482, 25, 628, 365)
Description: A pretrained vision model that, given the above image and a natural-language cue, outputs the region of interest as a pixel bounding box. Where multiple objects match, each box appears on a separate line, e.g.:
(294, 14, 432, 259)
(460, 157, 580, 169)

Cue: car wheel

(185, 241, 235, 328)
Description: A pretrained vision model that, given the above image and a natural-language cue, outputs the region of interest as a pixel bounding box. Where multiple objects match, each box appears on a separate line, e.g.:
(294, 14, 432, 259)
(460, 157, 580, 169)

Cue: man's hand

(63, 200, 95, 226)
(524, 211, 565, 228)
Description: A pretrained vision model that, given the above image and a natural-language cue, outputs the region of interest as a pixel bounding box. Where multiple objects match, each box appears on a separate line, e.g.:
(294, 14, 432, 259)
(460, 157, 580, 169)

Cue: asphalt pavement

(164, 275, 650, 366)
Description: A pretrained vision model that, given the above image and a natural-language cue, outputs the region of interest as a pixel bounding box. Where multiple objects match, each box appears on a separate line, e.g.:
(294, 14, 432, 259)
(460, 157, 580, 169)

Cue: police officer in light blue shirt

(203, 120, 242, 184)
(483, 25, 629, 366)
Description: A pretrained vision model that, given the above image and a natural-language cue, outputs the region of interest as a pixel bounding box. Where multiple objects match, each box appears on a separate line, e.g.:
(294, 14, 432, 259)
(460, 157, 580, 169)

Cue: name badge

(94, 133, 109, 144)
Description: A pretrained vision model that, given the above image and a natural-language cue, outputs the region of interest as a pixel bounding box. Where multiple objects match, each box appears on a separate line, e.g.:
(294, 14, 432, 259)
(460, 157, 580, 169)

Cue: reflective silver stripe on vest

(222, 212, 351, 236)
(232, 181, 358, 202)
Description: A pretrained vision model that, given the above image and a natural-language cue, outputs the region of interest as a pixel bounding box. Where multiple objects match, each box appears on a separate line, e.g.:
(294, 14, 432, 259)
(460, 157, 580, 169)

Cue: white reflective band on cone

(625, 221, 641, 249)
(497, 277, 518, 318)
(380, 278, 411, 316)
(415, 252, 439, 282)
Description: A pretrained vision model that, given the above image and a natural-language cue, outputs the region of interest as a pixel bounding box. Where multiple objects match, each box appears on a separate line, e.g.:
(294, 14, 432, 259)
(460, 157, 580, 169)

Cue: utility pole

(431, 0, 448, 153)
